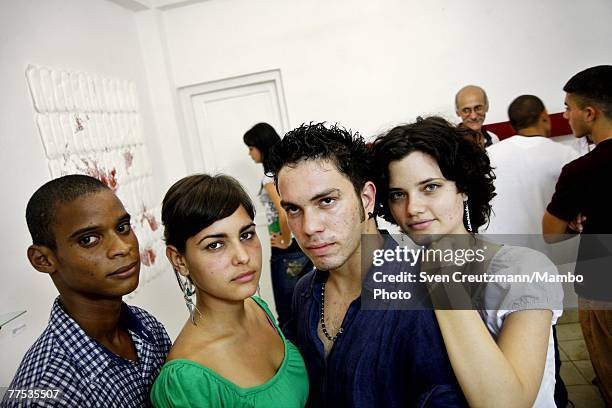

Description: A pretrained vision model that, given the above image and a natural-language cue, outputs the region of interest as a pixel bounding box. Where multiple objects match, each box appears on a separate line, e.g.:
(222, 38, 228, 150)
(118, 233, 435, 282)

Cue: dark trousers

(270, 250, 309, 331)
(553, 324, 569, 407)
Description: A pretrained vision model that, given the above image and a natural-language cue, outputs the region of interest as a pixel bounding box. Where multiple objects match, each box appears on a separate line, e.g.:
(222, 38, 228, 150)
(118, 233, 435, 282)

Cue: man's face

(564, 94, 591, 138)
(277, 159, 366, 272)
(456, 89, 488, 132)
(50, 190, 140, 300)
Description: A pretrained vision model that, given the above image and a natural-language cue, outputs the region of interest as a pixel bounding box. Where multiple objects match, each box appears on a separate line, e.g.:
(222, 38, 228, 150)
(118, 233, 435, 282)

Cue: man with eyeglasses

(455, 85, 500, 147)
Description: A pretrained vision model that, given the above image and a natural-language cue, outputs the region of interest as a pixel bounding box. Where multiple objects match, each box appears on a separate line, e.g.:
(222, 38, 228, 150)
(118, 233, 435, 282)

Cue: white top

(485, 135, 579, 235)
(557, 134, 593, 156)
(479, 245, 563, 408)
(259, 174, 279, 229)
(487, 129, 500, 145)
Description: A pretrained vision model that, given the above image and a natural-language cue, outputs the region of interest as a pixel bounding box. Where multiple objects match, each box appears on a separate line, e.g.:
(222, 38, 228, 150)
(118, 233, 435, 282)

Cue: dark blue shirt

(285, 236, 466, 407)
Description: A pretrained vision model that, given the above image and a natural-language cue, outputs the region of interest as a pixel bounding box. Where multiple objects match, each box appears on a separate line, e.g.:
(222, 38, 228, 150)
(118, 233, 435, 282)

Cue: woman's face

(387, 151, 467, 244)
(180, 205, 262, 302)
(247, 146, 263, 164)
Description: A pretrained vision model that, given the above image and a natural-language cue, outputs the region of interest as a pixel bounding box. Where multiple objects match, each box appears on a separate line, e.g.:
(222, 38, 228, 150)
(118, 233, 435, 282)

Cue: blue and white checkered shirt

(2, 298, 171, 407)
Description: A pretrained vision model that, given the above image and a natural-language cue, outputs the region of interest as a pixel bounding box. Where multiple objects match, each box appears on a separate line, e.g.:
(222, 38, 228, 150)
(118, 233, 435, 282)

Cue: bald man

(455, 85, 500, 147)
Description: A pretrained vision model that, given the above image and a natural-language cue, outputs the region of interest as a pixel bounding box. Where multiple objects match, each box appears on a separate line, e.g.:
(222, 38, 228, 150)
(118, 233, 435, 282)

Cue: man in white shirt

(485, 95, 579, 235)
(486, 94, 582, 408)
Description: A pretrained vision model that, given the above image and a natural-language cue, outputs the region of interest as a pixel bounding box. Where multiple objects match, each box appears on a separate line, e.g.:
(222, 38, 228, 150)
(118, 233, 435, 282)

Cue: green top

(150, 297, 309, 408)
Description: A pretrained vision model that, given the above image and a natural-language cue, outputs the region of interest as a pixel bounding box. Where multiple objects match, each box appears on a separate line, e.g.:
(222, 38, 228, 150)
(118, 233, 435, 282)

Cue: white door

(179, 71, 289, 196)
(178, 70, 290, 316)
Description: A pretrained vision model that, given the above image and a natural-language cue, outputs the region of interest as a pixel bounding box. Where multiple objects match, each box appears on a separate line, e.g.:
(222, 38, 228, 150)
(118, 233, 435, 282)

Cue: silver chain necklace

(320, 282, 343, 342)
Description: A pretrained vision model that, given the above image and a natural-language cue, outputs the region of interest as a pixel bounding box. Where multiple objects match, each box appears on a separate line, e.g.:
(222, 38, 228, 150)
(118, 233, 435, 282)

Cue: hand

(271, 233, 292, 249)
(567, 213, 586, 233)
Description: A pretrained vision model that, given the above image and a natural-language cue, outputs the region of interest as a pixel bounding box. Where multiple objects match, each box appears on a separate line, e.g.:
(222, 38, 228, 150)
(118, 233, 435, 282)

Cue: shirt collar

(597, 138, 612, 148)
(48, 297, 154, 377)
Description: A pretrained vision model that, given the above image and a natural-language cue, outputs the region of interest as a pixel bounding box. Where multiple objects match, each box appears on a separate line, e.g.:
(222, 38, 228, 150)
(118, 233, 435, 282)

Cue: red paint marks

(123, 150, 134, 171)
(140, 205, 159, 231)
(79, 159, 118, 191)
(141, 247, 157, 267)
(74, 114, 84, 133)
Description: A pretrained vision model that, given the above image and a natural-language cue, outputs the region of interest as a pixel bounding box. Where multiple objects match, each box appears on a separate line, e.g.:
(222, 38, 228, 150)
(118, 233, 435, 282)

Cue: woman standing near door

(244, 123, 309, 330)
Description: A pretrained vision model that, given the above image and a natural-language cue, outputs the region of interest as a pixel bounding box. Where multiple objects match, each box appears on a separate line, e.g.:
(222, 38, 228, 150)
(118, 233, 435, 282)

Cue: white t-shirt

(479, 245, 563, 408)
(485, 135, 579, 235)
(486, 129, 500, 145)
(259, 174, 280, 233)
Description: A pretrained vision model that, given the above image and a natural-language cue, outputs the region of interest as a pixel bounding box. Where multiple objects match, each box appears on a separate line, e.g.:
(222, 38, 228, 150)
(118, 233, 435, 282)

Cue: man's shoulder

(487, 136, 524, 160)
(294, 269, 317, 299)
(125, 304, 171, 348)
(490, 135, 571, 154)
(8, 326, 76, 389)
(559, 150, 594, 178)
(126, 304, 164, 329)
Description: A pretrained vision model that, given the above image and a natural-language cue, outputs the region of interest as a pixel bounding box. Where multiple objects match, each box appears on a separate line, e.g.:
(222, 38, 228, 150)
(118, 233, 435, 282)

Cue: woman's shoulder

(484, 245, 563, 321)
(489, 245, 555, 272)
(262, 174, 275, 185)
(151, 360, 228, 407)
(251, 295, 273, 316)
(165, 320, 227, 365)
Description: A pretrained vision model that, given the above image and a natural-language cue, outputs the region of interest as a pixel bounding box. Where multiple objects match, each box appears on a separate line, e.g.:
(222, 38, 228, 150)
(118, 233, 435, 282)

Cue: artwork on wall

(25, 65, 165, 297)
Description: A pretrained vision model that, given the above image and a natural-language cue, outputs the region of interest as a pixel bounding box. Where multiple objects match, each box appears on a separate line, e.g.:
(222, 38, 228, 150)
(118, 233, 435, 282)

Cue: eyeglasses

(460, 105, 486, 115)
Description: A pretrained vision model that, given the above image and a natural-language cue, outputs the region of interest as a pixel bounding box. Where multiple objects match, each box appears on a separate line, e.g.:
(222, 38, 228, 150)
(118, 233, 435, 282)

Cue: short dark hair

(563, 65, 612, 119)
(243, 123, 281, 173)
(371, 116, 496, 232)
(162, 174, 255, 253)
(26, 175, 109, 250)
(507, 95, 546, 131)
(267, 122, 371, 198)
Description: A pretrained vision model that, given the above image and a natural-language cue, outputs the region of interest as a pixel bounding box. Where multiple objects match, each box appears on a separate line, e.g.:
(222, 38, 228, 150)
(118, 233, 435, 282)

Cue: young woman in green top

(152, 174, 308, 408)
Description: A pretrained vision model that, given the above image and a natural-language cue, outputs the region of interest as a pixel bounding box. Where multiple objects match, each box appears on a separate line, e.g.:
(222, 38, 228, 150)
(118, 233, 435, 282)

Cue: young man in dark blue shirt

(267, 123, 465, 407)
(3, 175, 171, 407)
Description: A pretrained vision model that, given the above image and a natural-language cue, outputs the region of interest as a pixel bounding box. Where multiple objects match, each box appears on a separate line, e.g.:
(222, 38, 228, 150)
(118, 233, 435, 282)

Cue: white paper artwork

(25, 65, 165, 294)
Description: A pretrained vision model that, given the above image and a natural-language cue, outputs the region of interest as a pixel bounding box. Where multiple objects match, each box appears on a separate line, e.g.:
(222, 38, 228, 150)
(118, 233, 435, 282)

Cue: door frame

(177, 69, 290, 173)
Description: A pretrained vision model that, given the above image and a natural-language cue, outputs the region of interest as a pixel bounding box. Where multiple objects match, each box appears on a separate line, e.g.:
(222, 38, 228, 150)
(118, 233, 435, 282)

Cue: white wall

(0, 0, 184, 386)
(156, 0, 612, 139)
(2, 0, 611, 388)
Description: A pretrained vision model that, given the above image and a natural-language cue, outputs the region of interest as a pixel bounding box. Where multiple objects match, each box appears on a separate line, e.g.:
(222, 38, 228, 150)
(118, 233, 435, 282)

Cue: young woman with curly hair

(371, 117, 562, 408)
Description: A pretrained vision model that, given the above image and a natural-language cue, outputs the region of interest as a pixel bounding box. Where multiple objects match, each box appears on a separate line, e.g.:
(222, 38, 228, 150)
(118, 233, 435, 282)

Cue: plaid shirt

(3, 298, 171, 407)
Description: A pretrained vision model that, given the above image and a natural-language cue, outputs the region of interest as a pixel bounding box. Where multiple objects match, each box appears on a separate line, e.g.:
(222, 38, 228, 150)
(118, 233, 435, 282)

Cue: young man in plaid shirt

(3, 175, 171, 407)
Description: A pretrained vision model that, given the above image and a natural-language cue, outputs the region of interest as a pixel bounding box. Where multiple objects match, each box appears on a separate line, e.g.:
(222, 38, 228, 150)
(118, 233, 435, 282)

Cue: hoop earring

(174, 269, 202, 325)
(464, 200, 473, 233)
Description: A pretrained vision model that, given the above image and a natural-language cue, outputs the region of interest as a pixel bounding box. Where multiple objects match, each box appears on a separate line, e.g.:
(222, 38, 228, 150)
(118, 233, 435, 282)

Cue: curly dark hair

(370, 116, 496, 232)
(267, 122, 371, 200)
